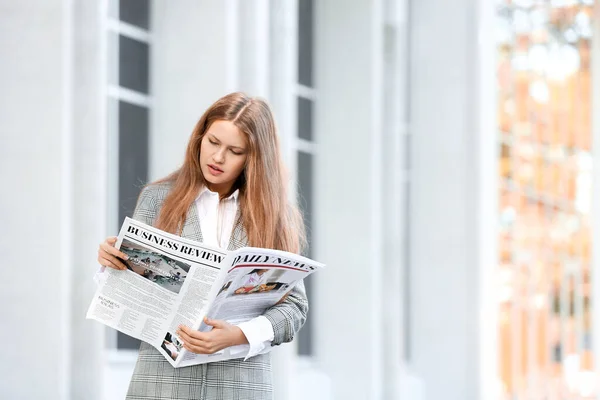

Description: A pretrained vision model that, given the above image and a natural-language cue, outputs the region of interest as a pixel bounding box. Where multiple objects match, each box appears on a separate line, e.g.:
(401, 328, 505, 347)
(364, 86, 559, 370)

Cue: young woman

(96, 92, 308, 400)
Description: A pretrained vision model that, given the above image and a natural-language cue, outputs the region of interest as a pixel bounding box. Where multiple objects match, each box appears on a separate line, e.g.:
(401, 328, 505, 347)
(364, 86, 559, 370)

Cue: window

(296, 0, 316, 357)
(106, 0, 152, 351)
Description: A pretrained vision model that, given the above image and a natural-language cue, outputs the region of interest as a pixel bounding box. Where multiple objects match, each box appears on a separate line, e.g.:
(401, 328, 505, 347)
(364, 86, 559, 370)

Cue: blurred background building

(2, 0, 600, 399)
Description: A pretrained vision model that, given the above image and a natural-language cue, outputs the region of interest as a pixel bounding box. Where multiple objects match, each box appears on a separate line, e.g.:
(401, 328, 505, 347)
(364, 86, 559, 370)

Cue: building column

(236, 0, 270, 98)
(150, 0, 240, 180)
(314, 0, 386, 398)
(0, 1, 105, 399)
(71, 1, 106, 398)
(406, 0, 497, 399)
(266, 1, 300, 399)
(381, 0, 410, 398)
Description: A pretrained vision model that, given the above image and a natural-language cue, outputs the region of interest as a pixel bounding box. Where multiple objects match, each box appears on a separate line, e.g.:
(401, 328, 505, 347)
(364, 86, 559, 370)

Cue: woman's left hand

(176, 317, 248, 354)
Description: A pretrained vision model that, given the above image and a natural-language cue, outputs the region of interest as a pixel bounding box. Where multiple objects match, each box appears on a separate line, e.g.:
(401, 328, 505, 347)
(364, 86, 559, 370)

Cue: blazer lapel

(227, 210, 248, 250)
(181, 201, 203, 242)
(181, 201, 247, 251)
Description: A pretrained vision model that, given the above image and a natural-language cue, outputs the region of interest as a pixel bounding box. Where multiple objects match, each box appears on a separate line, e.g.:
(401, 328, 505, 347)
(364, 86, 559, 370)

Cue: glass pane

(118, 100, 149, 227)
(117, 100, 149, 349)
(119, 0, 150, 29)
(119, 35, 150, 94)
(298, 151, 313, 255)
(496, 2, 594, 399)
(298, 97, 313, 141)
(297, 151, 313, 356)
(298, 0, 313, 87)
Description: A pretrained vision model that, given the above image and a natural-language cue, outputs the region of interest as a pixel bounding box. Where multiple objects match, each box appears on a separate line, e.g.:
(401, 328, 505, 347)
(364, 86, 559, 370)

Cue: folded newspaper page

(86, 217, 324, 367)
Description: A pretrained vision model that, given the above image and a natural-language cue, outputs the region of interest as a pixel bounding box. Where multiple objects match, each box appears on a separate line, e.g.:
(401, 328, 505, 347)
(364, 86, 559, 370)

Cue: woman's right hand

(97, 236, 129, 270)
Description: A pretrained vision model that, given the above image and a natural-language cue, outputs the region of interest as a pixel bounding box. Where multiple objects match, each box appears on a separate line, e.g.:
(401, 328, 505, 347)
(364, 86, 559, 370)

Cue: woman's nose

(213, 150, 225, 163)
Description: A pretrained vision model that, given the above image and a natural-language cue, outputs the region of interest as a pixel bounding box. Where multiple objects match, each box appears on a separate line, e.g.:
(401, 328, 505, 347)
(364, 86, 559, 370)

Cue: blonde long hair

(153, 92, 306, 254)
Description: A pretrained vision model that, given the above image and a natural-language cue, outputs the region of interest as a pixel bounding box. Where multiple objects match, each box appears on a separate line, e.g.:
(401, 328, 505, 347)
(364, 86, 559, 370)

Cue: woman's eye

(209, 140, 218, 146)
(231, 150, 242, 155)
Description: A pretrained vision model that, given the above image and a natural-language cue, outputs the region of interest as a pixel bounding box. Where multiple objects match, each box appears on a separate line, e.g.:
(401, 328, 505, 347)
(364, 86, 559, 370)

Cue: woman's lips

(208, 164, 224, 176)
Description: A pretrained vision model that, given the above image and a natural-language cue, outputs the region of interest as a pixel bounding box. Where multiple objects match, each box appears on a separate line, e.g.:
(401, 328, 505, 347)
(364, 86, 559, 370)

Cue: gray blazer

(125, 182, 309, 400)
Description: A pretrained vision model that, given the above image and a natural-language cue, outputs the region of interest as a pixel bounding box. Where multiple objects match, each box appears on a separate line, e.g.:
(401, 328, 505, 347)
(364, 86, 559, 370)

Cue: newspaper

(86, 217, 324, 368)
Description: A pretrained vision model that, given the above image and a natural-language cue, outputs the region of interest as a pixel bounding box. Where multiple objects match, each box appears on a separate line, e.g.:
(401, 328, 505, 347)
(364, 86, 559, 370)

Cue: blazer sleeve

(262, 279, 309, 346)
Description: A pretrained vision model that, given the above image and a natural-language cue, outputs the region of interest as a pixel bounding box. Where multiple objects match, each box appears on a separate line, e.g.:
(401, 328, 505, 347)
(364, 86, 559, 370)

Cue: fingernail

(123, 255, 129, 260)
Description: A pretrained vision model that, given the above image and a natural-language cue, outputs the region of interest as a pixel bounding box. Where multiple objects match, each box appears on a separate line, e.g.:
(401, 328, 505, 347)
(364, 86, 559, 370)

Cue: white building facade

(1, 0, 527, 399)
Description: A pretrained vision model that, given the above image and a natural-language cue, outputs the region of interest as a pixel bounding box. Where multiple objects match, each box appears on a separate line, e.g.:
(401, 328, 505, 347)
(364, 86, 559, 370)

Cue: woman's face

(200, 120, 248, 196)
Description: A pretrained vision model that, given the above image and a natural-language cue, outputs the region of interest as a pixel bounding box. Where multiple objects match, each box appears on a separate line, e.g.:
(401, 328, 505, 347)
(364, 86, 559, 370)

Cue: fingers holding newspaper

(97, 236, 129, 270)
(176, 317, 248, 355)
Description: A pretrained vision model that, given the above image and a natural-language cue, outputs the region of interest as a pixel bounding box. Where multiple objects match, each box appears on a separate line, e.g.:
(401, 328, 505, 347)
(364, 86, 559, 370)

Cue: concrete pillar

(0, 0, 104, 398)
(406, 0, 497, 399)
(268, 0, 297, 165)
(381, 0, 410, 398)
(314, 0, 386, 399)
(237, 0, 270, 98)
(70, 0, 106, 398)
(267, 1, 300, 400)
(150, 0, 239, 180)
(0, 1, 68, 398)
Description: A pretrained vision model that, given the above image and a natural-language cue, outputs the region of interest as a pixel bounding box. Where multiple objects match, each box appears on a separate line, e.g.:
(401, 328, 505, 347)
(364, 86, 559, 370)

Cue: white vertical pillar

(237, 0, 270, 98)
(314, 0, 386, 398)
(476, 1, 498, 398)
(0, 1, 80, 398)
(70, 0, 106, 398)
(381, 0, 410, 398)
(225, 0, 240, 93)
(407, 0, 497, 399)
(62, 0, 75, 397)
(267, 2, 298, 399)
(150, 0, 239, 180)
(269, 0, 297, 167)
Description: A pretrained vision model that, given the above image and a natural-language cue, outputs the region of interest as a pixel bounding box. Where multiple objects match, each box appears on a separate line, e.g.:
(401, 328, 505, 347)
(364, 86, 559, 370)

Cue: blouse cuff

(236, 316, 274, 360)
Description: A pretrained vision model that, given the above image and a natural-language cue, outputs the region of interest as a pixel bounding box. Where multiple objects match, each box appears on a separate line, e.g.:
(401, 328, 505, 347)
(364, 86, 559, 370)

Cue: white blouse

(195, 187, 274, 359)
